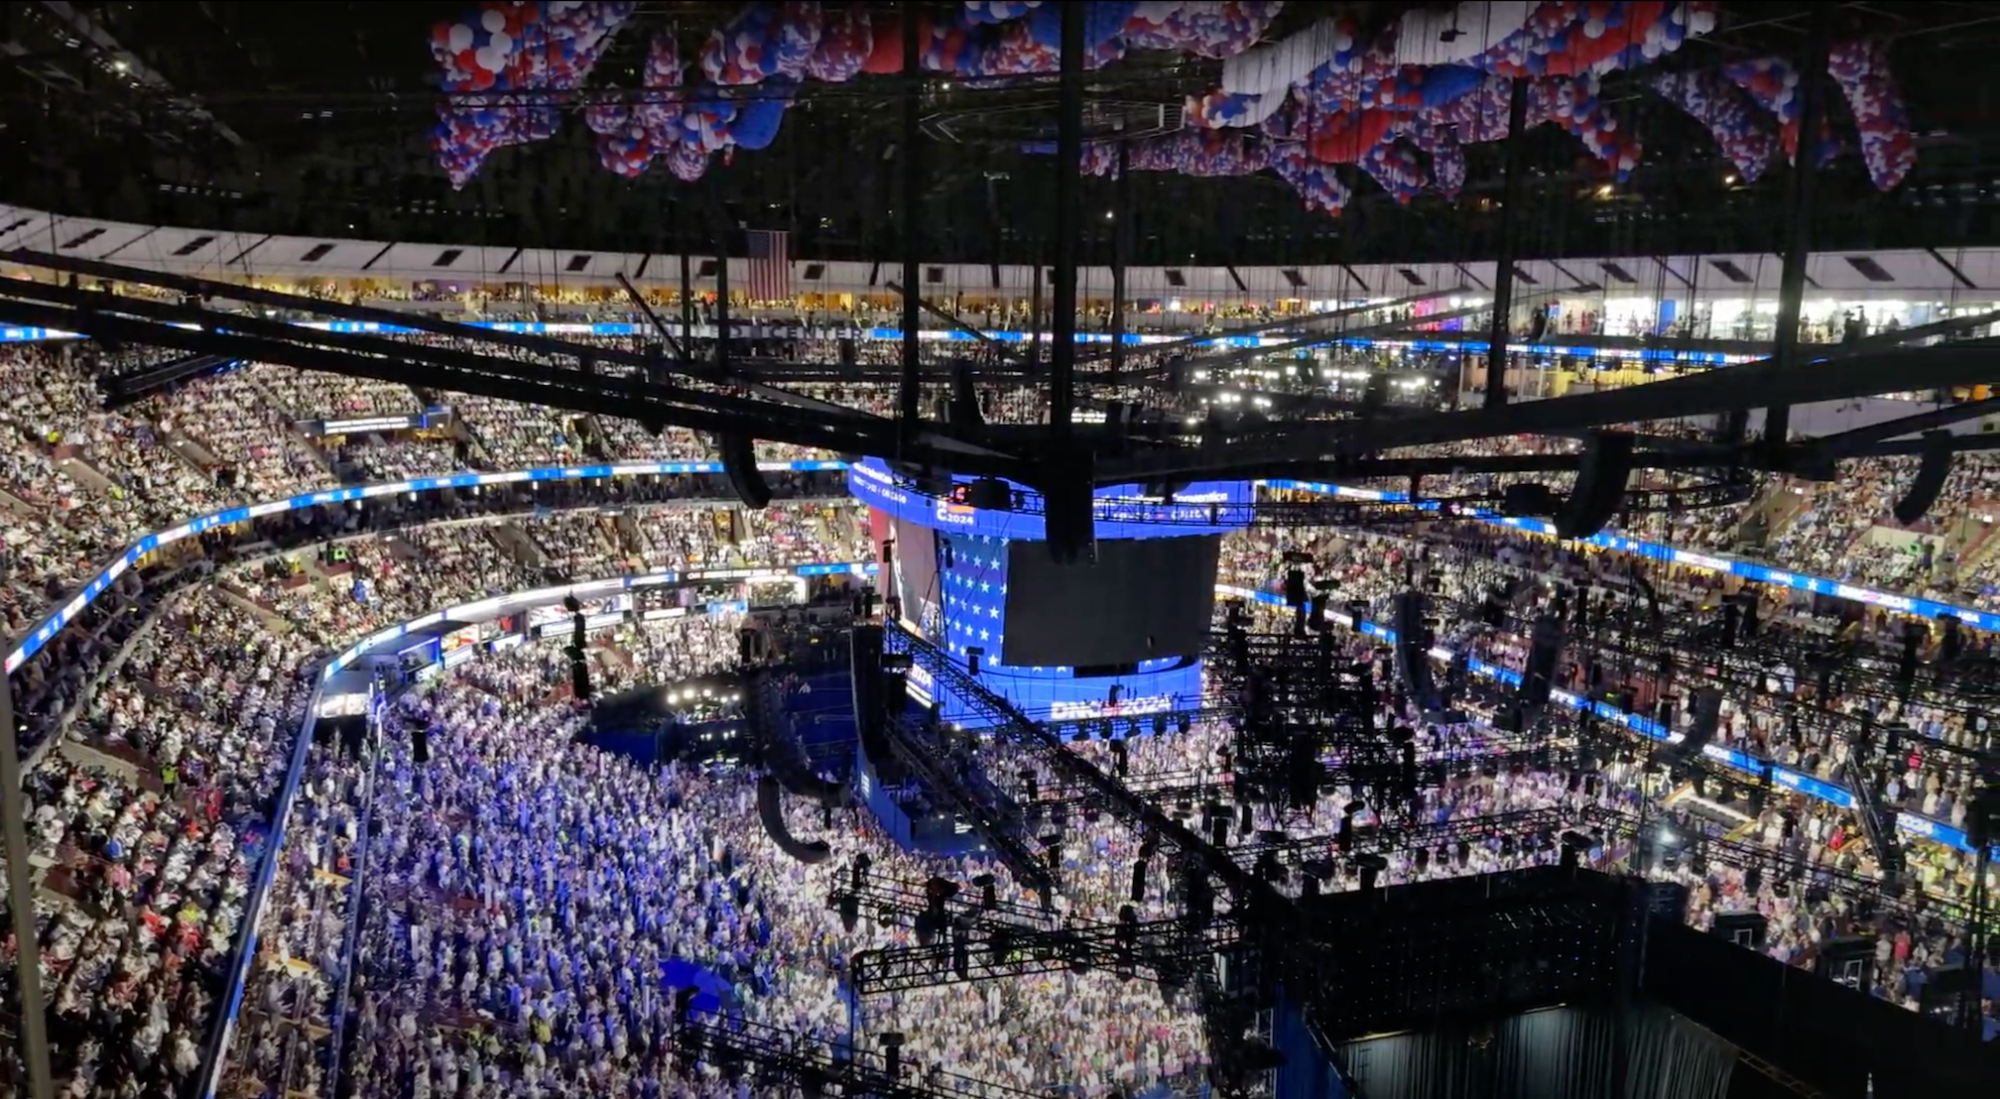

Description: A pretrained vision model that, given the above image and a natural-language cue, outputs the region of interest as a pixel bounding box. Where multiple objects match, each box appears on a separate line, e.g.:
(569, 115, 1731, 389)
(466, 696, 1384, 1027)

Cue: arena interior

(1, 3, 2000, 1099)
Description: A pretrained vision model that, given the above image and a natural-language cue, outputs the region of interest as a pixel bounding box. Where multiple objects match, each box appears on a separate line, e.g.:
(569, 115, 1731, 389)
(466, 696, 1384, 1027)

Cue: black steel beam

(0, 294, 1045, 471)
(708, 176, 734, 378)
(1158, 289, 1577, 381)
(1049, 2, 1084, 447)
(614, 271, 684, 360)
(1229, 808, 1571, 867)
(884, 280, 1013, 356)
(1803, 395, 2000, 460)
(680, 211, 697, 351)
(829, 871, 1052, 928)
(1029, 252, 1044, 368)
(1111, 140, 1132, 381)
(900, 14, 924, 440)
(1484, 78, 1529, 412)
(1763, 7, 1833, 447)
(0, 283, 845, 432)
(1072, 287, 1465, 366)
(0, 248, 736, 384)
(1093, 340, 2000, 484)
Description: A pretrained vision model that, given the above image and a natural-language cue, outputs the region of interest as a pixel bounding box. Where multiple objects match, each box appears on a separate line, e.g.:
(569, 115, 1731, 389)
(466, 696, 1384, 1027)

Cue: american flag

(746, 229, 791, 302)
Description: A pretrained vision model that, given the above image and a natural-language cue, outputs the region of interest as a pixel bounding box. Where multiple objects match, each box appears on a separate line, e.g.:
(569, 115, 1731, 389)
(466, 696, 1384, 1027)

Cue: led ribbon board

(845, 457, 1252, 540)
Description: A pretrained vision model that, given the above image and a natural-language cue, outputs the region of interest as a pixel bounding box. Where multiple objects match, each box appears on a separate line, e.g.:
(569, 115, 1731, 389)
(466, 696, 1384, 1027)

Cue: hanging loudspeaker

(1390, 591, 1441, 712)
(1681, 688, 1723, 753)
(1042, 451, 1096, 566)
(1283, 569, 1307, 607)
(757, 776, 832, 864)
(1517, 616, 1566, 710)
(1553, 431, 1635, 540)
(715, 431, 773, 509)
(1891, 431, 1954, 526)
(950, 363, 985, 429)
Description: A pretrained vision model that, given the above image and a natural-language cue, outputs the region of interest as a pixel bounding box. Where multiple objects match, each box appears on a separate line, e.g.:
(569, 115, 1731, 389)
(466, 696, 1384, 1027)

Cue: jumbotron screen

(1000, 535, 1221, 669)
(883, 514, 943, 639)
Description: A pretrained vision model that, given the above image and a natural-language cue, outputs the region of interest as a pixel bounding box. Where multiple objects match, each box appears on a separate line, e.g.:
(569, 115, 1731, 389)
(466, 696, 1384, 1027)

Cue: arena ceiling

(4, 2, 2000, 265)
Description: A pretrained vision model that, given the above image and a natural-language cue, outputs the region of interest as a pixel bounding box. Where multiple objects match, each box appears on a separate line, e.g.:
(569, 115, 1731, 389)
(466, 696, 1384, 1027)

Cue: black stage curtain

(1337, 1005, 1734, 1099)
(1643, 920, 2000, 1099)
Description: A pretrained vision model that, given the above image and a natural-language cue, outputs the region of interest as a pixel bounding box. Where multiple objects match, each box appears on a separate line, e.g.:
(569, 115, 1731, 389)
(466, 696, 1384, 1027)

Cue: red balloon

(862, 15, 904, 73)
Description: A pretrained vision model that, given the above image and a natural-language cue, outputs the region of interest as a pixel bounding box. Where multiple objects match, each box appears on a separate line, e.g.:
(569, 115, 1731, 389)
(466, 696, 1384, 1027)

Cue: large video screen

(1000, 535, 1220, 668)
(888, 515, 944, 639)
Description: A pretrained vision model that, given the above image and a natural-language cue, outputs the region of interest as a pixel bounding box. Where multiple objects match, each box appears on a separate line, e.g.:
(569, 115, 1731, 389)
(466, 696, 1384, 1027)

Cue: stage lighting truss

(1036, 703, 1241, 744)
(826, 869, 1053, 933)
(1299, 866, 1629, 1042)
(675, 1015, 1043, 1099)
(1447, 582, 1996, 781)
(1581, 806, 1983, 931)
(879, 622, 1301, 929)
(849, 913, 1246, 997)
(875, 711, 1052, 894)
(1224, 807, 1571, 876)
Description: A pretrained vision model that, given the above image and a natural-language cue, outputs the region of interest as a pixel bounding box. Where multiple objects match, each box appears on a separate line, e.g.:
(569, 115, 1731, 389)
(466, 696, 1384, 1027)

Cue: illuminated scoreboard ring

(847, 458, 1253, 730)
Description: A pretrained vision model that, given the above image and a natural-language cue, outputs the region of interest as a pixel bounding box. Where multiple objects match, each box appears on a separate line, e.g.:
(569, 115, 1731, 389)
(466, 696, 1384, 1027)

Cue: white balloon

(482, 9, 507, 33)
(1584, 17, 1605, 39)
(1641, 39, 1662, 60)
(449, 23, 475, 52)
(1690, 10, 1717, 34)
(490, 31, 513, 54)
(476, 46, 503, 72)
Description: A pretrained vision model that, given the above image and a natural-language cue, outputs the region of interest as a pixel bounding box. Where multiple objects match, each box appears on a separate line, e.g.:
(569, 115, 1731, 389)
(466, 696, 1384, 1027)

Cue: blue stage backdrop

(852, 459, 1226, 729)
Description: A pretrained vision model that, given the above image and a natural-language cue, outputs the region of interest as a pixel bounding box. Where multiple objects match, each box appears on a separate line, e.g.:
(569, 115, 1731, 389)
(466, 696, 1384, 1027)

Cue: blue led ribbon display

(0, 321, 1746, 364)
(846, 457, 1252, 540)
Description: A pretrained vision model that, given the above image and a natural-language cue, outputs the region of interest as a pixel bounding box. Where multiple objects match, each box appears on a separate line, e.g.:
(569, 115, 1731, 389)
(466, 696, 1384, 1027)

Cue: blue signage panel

(846, 458, 1251, 541)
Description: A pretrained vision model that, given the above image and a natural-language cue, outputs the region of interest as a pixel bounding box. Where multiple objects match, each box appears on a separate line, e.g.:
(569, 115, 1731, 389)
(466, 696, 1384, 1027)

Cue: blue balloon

(730, 96, 789, 150)
(1417, 65, 1484, 107)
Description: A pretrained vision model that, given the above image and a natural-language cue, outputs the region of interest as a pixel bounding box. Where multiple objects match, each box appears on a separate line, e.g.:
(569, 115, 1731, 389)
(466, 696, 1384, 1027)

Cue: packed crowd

(1309, 430, 2000, 612)
(10, 499, 1998, 1099)
(20, 589, 317, 1099)
(9, 324, 2000, 1099)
